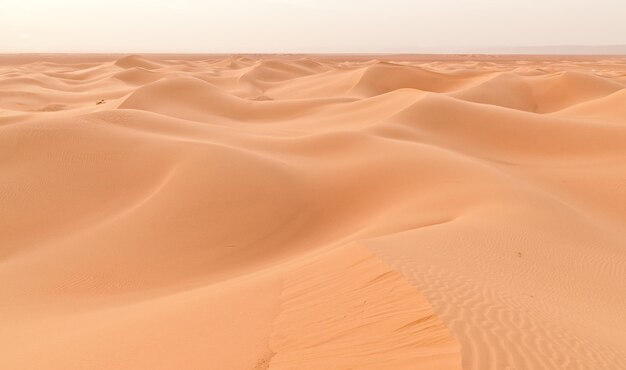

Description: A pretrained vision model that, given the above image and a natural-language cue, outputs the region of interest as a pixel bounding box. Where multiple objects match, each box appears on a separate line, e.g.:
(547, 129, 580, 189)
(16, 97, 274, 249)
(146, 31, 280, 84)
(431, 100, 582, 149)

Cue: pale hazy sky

(1, 0, 625, 53)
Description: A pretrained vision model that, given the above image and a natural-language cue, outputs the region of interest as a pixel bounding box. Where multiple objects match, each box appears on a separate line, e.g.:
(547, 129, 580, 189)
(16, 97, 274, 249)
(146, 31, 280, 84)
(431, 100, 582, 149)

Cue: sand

(1, 54, 625, 369)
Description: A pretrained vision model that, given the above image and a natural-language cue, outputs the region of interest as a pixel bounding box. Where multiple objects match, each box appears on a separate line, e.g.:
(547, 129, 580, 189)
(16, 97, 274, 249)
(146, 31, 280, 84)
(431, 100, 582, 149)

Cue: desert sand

(1, 54, 625, 369)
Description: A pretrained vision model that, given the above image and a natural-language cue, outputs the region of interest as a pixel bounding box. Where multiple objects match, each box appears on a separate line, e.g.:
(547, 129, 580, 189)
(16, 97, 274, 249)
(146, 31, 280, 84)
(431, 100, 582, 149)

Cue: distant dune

(1, 54, 625, 369)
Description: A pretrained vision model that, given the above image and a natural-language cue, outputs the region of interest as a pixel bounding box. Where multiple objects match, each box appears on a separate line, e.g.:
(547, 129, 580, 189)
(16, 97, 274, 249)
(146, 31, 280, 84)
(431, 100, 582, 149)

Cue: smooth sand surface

(1, 54, 625, 369)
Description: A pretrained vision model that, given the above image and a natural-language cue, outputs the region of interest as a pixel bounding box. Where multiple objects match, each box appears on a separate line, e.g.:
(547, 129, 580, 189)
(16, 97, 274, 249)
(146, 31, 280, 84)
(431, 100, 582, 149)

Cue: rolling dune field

(1, 54, 626, 369)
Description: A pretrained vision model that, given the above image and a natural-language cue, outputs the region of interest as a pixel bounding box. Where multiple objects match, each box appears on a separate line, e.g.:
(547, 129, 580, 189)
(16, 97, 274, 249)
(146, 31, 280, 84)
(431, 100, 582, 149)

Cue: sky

(1, 0, 625, 53)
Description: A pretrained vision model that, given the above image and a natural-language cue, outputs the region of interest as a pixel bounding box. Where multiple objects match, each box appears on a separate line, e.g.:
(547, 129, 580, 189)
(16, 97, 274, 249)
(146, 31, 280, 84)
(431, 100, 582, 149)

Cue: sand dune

(1, 54, 626, 369)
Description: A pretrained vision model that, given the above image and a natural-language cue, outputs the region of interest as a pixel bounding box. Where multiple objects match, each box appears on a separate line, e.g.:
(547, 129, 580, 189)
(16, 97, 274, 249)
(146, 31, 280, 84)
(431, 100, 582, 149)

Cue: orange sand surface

(1, 54, 626, 369)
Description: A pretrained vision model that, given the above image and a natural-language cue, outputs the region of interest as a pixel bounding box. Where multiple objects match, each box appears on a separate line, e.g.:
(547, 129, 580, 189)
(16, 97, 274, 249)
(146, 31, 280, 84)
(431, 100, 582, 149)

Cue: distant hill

(460, 45, 626, 55)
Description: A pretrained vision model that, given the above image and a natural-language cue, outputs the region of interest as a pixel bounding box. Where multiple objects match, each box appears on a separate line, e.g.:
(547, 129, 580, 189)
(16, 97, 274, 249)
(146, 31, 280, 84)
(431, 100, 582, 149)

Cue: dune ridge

(1, 54, 626, 369)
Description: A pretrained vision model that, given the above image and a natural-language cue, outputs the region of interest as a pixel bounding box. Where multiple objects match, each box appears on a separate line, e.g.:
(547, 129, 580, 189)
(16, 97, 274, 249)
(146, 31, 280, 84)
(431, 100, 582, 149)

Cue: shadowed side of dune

(113, 67, 165, 85)
(114, 55, 164, 70)
(350, 62, 473, 96)
(118, 75, 355, 122)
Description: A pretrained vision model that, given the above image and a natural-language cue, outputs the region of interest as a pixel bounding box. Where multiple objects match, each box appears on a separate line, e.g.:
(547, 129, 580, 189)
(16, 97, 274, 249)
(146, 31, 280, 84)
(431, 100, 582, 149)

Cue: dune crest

(1, 54, 626, 369)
